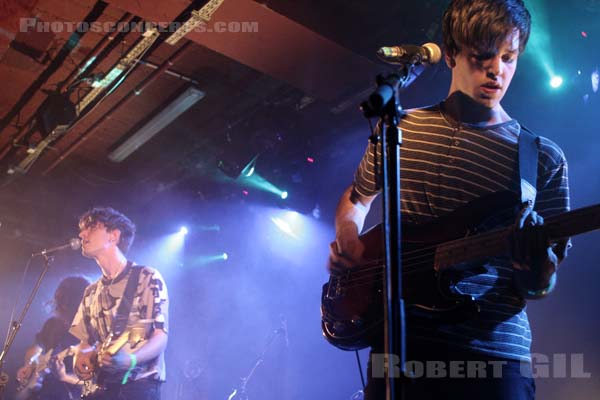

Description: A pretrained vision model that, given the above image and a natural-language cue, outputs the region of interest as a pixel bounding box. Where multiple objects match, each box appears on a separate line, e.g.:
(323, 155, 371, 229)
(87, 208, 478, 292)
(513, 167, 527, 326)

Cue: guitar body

(15, 347, 74, 400)
(322, 190, 600, 350)
(321, 191, 518, 350)
(77, 327, 146, 399)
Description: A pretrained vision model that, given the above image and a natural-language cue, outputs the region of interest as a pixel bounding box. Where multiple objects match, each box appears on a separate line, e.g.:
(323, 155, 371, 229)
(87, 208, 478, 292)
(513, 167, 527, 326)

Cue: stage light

(312, 204, 321, 219)
(592, 69, 599, 93)
(243, 165, 255, 177)
(37, 92, 77, 138)
(550, 76, 563, 89)
(240, 156, 258, 177)
(285, 210, 300, 219)
(192, 253, 229, 266)
(108, 86, 205, 162)
(271, 217, 295, 238)
(236, 172, 288, 201)
(217, 152, 258, 179)
(179, 226, 189, 235)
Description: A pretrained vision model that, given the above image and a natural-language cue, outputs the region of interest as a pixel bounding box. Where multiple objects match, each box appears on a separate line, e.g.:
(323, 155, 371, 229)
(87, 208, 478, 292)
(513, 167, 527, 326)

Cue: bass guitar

(321, 191, 600, 350)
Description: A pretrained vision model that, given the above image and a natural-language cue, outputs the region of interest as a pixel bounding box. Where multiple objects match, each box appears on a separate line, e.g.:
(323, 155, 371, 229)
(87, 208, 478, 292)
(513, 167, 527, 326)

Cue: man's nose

(486, 56, 502, 78)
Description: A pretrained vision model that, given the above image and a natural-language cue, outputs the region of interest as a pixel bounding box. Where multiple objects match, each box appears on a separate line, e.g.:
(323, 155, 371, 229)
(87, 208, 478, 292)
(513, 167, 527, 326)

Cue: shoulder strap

(83, 285, 100, 344)
(518, 124, 539, 207)
(112, 263, 143, 337)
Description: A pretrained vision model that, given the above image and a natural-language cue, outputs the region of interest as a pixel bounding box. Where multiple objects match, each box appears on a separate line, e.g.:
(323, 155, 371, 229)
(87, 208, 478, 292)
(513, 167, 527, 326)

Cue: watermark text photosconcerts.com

(19, 19, 259, 34)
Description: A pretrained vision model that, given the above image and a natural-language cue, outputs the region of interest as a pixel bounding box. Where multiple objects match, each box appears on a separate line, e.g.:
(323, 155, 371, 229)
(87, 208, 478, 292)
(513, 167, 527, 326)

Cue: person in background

(15, 275, 90, 400)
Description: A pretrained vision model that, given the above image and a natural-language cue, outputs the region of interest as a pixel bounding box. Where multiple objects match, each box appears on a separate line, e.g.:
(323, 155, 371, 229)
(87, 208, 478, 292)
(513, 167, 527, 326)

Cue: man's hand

(16, 364, 34, 385)
(98, 349, 134, 372)
(52, 358, 68, 381)
(328, 223, 365, 273)
(73, 346, 96, 381)
(328, 185, 376, 274)
(511, 204, 559, 298)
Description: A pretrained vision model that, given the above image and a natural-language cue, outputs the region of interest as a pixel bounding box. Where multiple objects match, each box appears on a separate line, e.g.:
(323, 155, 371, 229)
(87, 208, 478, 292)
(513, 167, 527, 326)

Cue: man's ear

(445, 52, 456, 68)
(109, 229, 122, 246)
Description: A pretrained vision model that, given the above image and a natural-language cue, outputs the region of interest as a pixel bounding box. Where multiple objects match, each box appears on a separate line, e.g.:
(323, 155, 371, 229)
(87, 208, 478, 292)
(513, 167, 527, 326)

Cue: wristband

(526, 272, 557, 298)
(121, 353, 137, 385)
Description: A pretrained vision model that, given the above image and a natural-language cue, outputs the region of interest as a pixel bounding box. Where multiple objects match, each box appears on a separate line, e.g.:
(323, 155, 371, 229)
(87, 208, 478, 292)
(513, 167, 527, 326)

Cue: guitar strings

(340, 226, 505, 276)
(330, 231, 506, 291)
(327, 205, 597, 293)
(333, 226, 501, 278)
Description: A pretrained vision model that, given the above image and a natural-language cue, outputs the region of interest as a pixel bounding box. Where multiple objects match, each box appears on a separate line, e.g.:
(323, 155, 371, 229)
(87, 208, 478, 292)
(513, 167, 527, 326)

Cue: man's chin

(475, 95, 499, 110)
(81, 249, 94, 258)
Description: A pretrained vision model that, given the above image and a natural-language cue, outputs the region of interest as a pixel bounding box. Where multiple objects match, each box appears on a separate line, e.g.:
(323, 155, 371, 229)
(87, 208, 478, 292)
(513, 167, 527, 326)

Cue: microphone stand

(361, 64, 414, 400)
(226, 325, 286, 400)
(0, 254, 54, 399)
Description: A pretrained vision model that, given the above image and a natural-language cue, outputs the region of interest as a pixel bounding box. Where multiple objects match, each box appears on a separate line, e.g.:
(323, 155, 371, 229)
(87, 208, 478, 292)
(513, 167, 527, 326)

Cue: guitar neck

(545, 204, 600, 239)
(435, 204, 600, 270)
(104, 331, 130, 355)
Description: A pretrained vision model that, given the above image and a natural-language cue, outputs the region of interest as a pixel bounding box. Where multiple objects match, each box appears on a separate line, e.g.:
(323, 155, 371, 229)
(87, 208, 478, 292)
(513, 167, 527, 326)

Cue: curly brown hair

(78, 207, 136, 254)
(52, 275, 90, 322)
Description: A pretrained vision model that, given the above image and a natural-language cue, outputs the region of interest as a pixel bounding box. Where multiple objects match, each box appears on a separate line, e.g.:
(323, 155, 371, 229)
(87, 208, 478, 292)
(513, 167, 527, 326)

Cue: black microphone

(32, 238, 81, 257)
(376, 42, 442, 65)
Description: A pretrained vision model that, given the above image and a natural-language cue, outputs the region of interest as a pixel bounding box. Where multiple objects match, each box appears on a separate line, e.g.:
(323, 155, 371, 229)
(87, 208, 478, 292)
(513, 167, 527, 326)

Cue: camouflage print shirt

(69, 262, 169, 381)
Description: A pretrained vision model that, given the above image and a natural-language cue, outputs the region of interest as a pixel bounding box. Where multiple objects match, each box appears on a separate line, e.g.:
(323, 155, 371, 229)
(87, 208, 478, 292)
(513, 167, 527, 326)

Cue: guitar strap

(111, 263, 143, 337)
(518, 124, 539, 207)
(82, 262, 143, 342)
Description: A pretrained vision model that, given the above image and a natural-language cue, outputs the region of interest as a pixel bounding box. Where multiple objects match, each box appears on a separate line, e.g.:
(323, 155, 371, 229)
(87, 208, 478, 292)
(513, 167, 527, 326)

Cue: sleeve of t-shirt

(139, 268, 169, 334)
(535, 136, 572, 259)
(354, 139, 383, 197)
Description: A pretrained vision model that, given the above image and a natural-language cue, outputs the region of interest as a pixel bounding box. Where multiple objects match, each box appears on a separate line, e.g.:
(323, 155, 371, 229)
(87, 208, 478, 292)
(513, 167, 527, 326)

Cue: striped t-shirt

(353, 103, 570, 361)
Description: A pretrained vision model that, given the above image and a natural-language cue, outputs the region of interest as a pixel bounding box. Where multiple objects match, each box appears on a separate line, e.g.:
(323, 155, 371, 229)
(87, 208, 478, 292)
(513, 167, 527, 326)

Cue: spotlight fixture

(217, 152, 259, 179)
(36, 92, 77, 138)
(550, 76, 563, 89)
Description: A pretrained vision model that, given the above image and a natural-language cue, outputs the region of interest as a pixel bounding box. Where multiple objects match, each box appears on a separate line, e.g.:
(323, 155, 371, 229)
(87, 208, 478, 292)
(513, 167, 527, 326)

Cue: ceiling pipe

(0, 12, 138, 162)
(0, 1, 109, 160)
(43, 41, 193, 175)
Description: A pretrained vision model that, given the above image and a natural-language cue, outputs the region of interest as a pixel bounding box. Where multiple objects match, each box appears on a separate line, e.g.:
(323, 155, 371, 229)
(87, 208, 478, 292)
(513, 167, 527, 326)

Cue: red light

(581, 31, 588, 38)
(306, 157, 314, 163)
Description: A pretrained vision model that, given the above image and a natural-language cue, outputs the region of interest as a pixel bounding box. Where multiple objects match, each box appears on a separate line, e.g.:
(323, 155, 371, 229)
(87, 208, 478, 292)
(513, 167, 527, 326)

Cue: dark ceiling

(0, 0, 448, 243)
(0, 0, 598, 245)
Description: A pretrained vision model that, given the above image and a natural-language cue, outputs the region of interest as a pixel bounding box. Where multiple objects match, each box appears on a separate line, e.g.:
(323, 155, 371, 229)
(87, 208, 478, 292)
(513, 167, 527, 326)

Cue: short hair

(442, 0, 531, 56)
(78, 207, 136, 254)
(52, 275, 90, 321)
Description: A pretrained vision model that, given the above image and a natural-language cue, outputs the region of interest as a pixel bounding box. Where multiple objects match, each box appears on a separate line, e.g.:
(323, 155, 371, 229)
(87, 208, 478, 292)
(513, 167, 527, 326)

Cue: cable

(355, 350, 366, 390)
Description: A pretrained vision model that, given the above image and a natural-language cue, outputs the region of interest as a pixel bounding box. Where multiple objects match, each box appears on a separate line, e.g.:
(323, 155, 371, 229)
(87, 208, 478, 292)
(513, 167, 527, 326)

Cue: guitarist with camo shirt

(70, 207, 169, 400)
